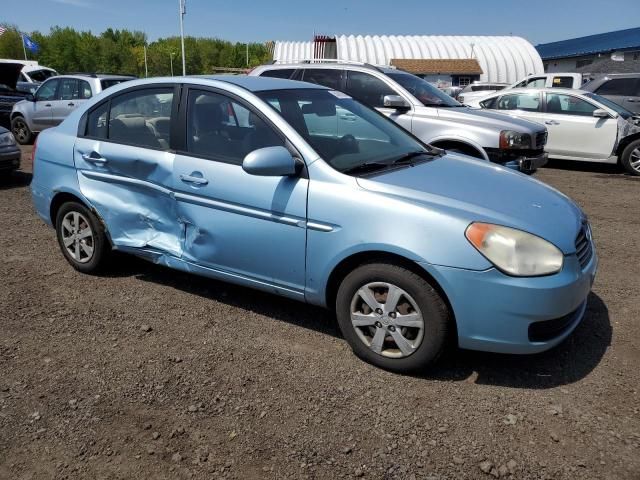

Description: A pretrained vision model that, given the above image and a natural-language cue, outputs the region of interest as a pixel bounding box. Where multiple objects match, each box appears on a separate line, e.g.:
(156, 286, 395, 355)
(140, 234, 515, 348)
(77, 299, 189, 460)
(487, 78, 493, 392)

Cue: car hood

(429, 106, 546, 134)
(0, 62, 23, 91)
(356, 155, 583, 254)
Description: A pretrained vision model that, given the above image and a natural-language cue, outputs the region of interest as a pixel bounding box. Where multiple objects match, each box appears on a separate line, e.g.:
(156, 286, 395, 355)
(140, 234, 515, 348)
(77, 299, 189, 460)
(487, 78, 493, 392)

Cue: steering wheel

(339, 134, 359, 154)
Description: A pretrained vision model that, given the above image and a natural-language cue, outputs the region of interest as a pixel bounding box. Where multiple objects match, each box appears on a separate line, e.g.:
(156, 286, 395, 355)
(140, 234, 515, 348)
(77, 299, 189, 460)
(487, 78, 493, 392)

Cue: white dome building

(273, 35, 543, 85)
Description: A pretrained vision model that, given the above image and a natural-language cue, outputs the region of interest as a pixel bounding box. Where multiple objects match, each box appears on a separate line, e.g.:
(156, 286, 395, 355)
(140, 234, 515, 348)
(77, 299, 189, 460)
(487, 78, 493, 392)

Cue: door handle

(180, 174, 209, 186)
(544, 120, 559, 125)
(68, 102, 75, 107)
(45, 103, 52, 107)
(82, 152, 108, 165)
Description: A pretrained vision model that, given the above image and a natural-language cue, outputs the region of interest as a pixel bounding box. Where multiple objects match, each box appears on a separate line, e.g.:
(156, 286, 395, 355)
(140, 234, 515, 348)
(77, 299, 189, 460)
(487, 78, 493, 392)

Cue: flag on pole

(0, 26, 8, 37)
(22, 33, 39, 53)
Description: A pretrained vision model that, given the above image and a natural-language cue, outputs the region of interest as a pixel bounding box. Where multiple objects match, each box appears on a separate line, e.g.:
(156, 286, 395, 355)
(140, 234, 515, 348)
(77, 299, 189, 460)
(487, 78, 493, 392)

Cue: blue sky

(4, 0, 640, 45)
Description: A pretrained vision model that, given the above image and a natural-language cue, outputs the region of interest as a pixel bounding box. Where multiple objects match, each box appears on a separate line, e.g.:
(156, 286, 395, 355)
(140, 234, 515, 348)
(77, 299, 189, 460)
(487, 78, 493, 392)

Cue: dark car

(582, 74, 640, 113)
(0, 62, 32, 126)
(0, 125, 21, 174)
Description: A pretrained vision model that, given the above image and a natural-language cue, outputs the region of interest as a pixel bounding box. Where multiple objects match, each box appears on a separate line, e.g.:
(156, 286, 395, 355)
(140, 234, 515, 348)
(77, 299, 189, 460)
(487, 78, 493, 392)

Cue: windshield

(27, 69, 57, 82)
(585, 92, 634, 119)
(256, 89, 434, 174)
(386, 72, 461, 107)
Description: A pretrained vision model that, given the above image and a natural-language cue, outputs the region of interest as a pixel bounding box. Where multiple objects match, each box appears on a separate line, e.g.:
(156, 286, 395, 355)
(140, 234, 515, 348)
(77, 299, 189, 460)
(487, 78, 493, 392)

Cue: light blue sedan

(30, 76, 597, 372)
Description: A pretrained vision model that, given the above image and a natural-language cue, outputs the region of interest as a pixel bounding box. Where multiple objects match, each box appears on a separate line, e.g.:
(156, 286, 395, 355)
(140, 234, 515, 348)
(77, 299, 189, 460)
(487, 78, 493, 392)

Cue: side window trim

(176, 85, 297, 167)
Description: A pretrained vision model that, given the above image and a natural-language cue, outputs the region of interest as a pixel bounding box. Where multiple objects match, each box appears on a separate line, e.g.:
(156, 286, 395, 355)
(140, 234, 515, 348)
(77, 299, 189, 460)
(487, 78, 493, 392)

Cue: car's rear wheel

(336, 263, 450, 372)
(620, 139, 640, 176)
(55, 202, 110, 274)
(11, 116, 34, 145)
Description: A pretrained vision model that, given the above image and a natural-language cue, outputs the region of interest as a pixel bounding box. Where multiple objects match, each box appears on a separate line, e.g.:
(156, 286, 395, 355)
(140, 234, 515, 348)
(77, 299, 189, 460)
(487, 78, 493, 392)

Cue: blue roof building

(536, 28, 640, 73)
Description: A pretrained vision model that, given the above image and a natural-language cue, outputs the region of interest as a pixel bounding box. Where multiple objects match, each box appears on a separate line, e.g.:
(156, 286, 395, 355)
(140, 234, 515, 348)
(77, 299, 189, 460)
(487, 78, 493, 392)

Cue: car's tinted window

(101, 78, 132, 90)
(479, 97, 497, 109)
(108, 88, 173, 149)
(521, 78, 545, 88)
(552, 76, 574, 88)
(36, 79, 59, 101)
(595, 78, 639, 96)
(496, 93, 541, 112)
(186, 90, 284, 164)
(59, 79, 78, 100)
(78, 80, 92, 99)
(301, 69, 343, 90)
(29, 69, 57, 82)
(259, 69, 296, 79)
(86, 102, 109, 138)
(545, 93, 597, 116)
(345, 71, 396, 108)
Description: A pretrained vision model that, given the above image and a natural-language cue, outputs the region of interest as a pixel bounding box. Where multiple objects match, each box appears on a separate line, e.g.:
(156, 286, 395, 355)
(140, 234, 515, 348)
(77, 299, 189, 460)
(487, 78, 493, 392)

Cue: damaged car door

(74, 85, 183, 256)
(172, 87, 308, 298)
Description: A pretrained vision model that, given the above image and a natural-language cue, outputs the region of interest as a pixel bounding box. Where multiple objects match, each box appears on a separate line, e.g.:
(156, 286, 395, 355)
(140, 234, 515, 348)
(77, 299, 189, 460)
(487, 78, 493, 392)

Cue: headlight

(499, 130, 531, 149)
(465, 222, 563, 276)
(0, 132, 16, 146)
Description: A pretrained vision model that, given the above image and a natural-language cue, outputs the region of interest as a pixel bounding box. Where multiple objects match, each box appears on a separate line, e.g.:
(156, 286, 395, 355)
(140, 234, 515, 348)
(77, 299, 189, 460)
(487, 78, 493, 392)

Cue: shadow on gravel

(543, 159, 639, 179)
(422, 292, 611, 389)
(105, 254, 340, 338)
(0, 171, 32, 190)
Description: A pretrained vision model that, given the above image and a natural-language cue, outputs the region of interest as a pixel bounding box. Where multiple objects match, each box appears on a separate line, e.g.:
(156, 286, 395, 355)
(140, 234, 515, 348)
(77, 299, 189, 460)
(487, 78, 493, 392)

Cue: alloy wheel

(630, 147, 640, 174)
(11, 118, 29, 144)
(350, 282, 424, 358)
(61, 211, 95, 263)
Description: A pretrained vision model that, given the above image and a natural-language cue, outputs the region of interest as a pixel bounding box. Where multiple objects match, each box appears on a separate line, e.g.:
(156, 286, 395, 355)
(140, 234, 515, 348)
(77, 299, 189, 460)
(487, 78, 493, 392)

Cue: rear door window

(496, 93, 541, 112)
(59, 79, 79, 100)
(345, 71, 396, 108)
(301, 69, 344, 90)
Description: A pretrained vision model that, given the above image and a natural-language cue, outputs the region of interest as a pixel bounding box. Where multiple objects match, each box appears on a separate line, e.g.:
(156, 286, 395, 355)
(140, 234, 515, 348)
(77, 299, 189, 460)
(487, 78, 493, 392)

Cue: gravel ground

(1, 146, 639, 480)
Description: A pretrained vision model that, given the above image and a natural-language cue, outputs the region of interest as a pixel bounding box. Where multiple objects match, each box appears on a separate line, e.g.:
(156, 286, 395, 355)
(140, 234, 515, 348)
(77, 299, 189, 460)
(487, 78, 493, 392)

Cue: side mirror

(242, 146, 300, 177)
(593, 109, 610, 118)
(383, 95, 411, 110)
(25, 93, 35, 102)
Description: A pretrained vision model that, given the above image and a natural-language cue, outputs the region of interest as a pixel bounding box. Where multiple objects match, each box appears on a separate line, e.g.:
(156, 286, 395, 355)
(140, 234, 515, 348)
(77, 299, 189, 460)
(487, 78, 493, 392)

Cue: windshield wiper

(389, 150, 432, 165)
(341, 162, 391, 175)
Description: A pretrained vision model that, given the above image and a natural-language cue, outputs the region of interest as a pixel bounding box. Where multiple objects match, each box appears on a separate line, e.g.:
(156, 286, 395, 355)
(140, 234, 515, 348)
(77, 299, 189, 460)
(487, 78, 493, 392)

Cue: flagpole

(21, 34, 28, 61)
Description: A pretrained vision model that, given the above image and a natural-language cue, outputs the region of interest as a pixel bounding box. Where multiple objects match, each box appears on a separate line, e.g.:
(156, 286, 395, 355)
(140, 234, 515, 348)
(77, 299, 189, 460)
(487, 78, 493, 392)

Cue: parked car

(31, 76, 597, 372)
(472, 87, 640, 175)
(0, 62, 34, 125)
(582, 73, 640, 114)
(509, 73, 584, 90)
(250, 62, 548, 173)
(457, 81, 508, 105)
(0, 59, 58, 84)
(11, 73, 135, 144)
(0, 125, 21, 174)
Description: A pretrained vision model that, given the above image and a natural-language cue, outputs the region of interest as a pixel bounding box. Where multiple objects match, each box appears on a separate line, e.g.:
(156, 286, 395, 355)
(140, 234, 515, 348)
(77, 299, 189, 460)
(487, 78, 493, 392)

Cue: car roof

(492, 87, 590, 95)
(198, 74, 329, 91)
(258, 62, 397, 74)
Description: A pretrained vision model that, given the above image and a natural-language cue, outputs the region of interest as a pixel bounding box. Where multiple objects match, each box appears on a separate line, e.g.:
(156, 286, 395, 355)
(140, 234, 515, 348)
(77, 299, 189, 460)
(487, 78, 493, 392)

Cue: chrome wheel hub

(350, 282, 424, 358)
(61, 212, 94, 263)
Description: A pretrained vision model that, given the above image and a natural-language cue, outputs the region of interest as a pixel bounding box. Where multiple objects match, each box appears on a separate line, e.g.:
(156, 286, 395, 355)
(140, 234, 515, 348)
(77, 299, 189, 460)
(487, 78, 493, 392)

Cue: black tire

(55, 202, 110, 274)
(620, 139, 640, 176)
(11, 116, 34, 145)
(335, 262, 450, 372)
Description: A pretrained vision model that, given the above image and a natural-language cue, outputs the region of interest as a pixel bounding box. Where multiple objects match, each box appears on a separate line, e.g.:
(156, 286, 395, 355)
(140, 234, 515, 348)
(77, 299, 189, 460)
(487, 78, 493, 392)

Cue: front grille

(575, 223, 593, 269)
(528, 305, 582, 342)
(535, 131, 548, 148)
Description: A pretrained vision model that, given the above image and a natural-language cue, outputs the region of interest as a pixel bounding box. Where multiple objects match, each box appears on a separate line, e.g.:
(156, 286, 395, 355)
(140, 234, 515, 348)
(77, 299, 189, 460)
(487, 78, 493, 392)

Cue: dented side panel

(74, 137, 183, 256)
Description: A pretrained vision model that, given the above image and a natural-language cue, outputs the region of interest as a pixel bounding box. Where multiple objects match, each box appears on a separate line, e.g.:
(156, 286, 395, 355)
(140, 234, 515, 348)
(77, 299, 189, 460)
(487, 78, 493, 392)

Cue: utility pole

(178, 0, 186, 75)
(170, 52, 175, 76)
(144, 44, 148, 77)
(246, 43, 249, 66)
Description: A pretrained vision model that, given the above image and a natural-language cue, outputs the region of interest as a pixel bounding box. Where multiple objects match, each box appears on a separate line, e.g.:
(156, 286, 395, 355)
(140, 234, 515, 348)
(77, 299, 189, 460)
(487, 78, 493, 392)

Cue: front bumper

(423, 246, 598, 355)
(0, 145, 21, 171)
(486, 148, 548, 173)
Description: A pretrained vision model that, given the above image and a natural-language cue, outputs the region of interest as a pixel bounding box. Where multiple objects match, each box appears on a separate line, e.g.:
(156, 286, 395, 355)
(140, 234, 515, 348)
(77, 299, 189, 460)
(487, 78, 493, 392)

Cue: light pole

(178, 0, 186, 75)
(170, 52, 175, 76)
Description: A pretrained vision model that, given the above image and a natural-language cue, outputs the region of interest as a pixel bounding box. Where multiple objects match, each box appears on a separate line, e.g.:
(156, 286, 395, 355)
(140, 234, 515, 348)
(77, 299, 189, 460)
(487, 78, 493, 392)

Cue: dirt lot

(1, 146, 639, 480)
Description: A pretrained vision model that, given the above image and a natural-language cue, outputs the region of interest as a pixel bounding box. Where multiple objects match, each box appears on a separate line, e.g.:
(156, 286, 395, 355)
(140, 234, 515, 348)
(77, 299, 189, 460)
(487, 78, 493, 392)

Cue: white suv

(250, 62, 548, 172)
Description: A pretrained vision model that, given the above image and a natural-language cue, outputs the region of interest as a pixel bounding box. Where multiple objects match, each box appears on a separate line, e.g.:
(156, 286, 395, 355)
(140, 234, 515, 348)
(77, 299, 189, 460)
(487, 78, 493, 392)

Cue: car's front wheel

(620, 139, 640, 176)
(336, 262, 450, 372)
(10, 116, 34, 145)
(55, 202, 110, 274)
